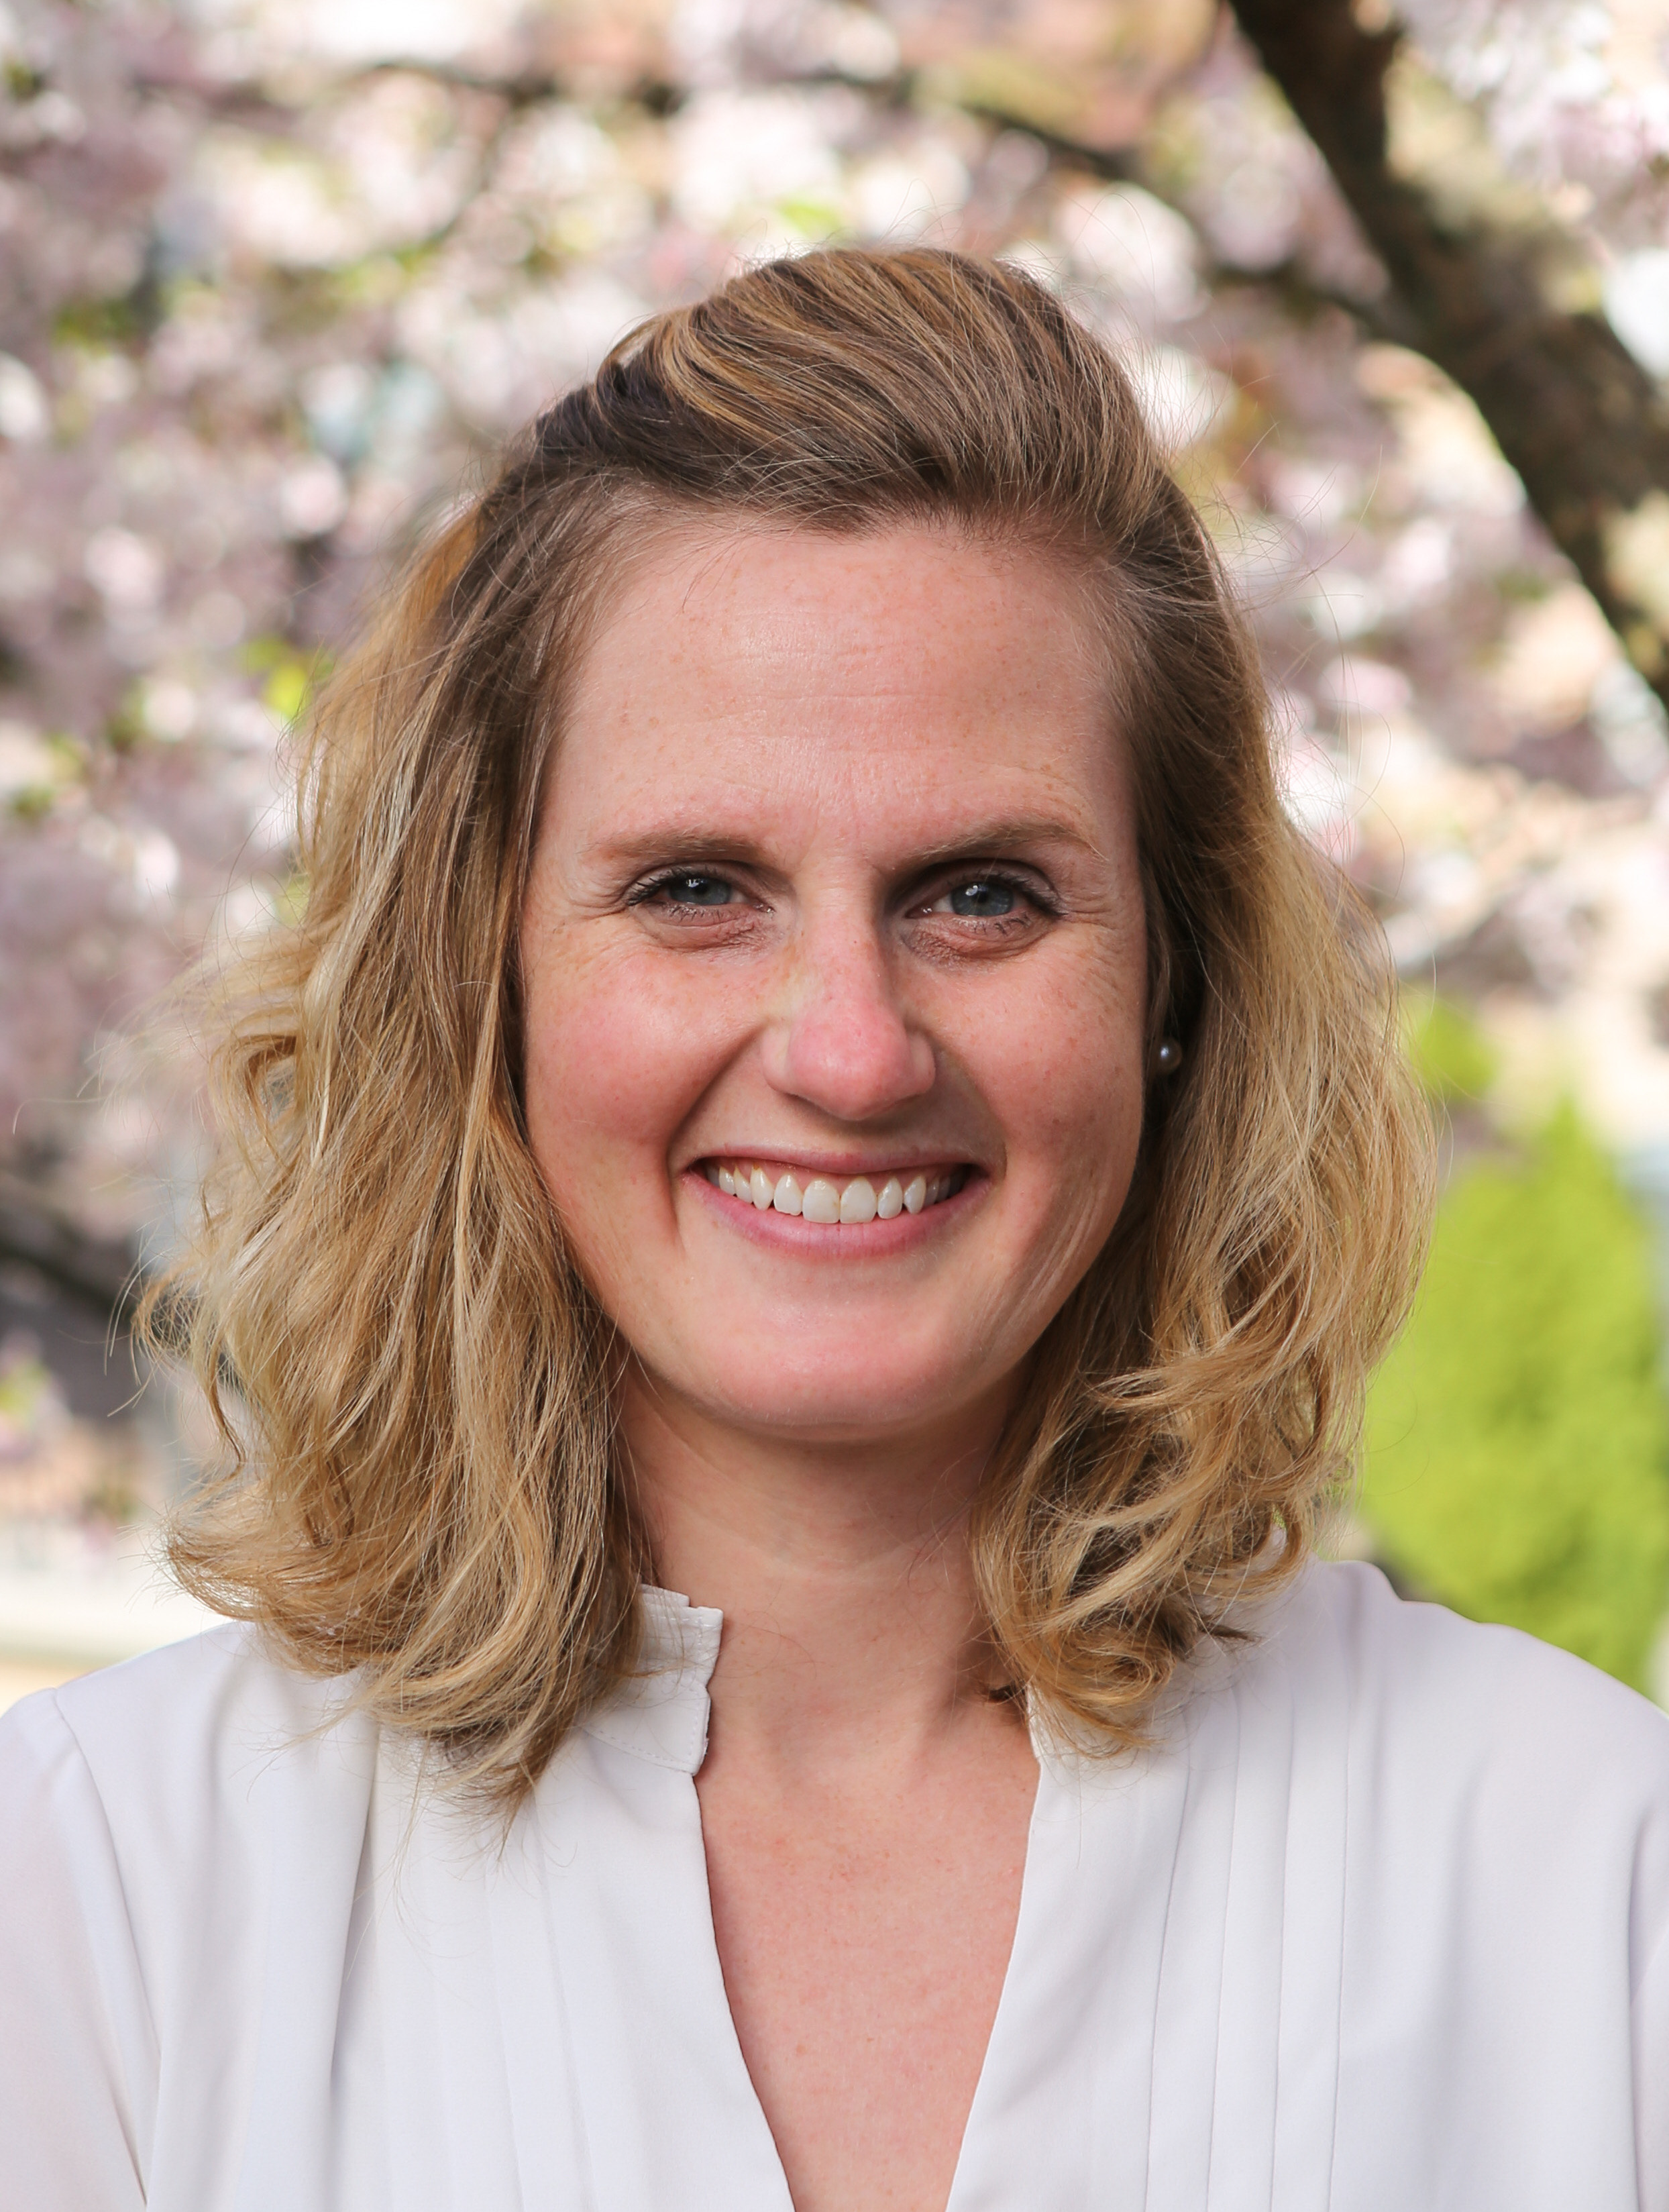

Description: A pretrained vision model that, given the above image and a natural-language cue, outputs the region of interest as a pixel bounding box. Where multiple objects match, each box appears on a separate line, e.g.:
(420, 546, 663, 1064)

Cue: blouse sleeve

(1639, 1907, 1669, 2211)
(0, 1689, 154, 2211)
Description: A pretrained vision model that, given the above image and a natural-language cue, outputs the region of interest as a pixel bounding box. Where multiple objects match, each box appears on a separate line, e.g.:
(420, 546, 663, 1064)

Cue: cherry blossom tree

(1, 0, 1666, 1669)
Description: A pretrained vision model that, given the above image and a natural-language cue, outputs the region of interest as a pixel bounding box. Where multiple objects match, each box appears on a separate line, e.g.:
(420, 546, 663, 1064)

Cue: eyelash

(627, 869, 750, 914)
(626, 865, 1056, 921)
(925, 868, 1058, 923)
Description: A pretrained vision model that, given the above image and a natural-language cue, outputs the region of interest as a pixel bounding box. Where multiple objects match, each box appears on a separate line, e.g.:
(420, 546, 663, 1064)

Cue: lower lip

(684, 1169, 985, 1255)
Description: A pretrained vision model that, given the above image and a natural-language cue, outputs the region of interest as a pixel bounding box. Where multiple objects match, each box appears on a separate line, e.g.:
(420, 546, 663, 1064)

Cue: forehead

(551, 520, 1122, 837)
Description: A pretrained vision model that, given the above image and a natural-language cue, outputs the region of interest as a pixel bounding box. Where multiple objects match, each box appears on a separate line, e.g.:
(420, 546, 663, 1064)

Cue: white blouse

(3, 1559, 1668, 2211)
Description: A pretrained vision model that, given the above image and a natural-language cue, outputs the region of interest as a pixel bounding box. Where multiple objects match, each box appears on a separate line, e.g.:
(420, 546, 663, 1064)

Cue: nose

(763, 918, 936, 1123)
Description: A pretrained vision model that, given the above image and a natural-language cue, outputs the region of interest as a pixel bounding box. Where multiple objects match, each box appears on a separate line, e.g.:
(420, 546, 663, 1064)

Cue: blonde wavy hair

(146, 248, 1433, 1805)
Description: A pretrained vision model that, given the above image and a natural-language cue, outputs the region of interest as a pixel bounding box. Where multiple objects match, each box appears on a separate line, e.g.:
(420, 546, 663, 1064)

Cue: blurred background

(3, 0, 1669, 1708)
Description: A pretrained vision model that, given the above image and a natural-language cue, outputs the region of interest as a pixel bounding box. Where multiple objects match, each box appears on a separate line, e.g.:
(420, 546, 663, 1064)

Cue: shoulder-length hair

(146, 248, 1432, 1805)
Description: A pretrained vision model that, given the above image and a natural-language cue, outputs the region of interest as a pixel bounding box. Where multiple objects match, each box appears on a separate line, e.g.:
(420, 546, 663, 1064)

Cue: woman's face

(521, 523, 1148, 1450)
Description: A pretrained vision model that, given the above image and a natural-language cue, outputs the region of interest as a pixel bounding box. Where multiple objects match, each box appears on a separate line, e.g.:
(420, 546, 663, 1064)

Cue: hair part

(144, 248, 1433, 1805)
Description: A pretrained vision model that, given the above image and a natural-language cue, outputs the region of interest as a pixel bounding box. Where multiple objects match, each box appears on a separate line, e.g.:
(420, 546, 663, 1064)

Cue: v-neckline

(602, 1585, 1064, 2212)
(460, 1572, 1371, 2212)
(694, 1749, 1052, 2212)
(540, 1583, 1201, 2212)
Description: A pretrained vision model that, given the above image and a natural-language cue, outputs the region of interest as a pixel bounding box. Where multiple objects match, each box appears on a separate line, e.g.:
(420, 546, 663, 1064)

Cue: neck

(621, 1371, 1018, 1778)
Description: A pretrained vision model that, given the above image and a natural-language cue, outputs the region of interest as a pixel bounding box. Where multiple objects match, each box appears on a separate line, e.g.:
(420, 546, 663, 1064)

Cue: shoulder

(0, 1621, 379, 1903)
(3, 1616, 360, 1784)
(1275, 1555, 1669, 1775)
(1251, 1561, 1669, 1911)
(1240, 1567, 1669, 2198)
(0, 1630, 387, 2203)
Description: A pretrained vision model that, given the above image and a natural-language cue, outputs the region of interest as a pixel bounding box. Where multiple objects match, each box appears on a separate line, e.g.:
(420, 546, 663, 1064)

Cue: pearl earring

(1154, 1038, 1183, 1075)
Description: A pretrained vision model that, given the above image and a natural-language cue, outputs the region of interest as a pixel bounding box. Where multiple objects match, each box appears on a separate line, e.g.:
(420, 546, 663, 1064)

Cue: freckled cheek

(522, 957, 741, 1186)
(1006, 1068, 1143, 1247)
(948, 969, 1144, 1204)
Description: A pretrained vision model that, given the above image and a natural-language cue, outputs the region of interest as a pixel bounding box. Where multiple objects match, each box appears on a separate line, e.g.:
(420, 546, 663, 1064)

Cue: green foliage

(240, 635, 333, 728)
(1362, 1099, 1669, 1689)
(1402, 986, 1498, 1105)
(52, 294, 145, 350)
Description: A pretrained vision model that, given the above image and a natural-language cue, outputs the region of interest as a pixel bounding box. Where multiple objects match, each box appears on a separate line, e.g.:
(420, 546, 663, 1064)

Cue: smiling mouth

(702, 1159, 968, 1224)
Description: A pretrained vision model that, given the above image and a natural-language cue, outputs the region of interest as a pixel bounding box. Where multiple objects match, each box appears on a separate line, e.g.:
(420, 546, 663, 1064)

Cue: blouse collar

(576, 1581, 1172, 1782)
(578, 1586, 724, 1775)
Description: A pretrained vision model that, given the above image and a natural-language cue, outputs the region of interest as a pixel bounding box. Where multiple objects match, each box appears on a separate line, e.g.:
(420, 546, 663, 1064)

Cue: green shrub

(1401, 986, 1499, 1105)
(1361, 1102, 1669, 1690)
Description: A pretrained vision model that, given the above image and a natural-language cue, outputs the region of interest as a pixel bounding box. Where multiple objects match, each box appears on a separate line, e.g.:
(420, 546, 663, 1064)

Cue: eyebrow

(590, 815, 1101, 868)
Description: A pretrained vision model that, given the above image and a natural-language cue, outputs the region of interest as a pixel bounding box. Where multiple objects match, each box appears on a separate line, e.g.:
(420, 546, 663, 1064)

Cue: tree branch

(1230, 0, 1669, 710)
(959, 92, 1415, 341)
(0, 1173, 142, 1325)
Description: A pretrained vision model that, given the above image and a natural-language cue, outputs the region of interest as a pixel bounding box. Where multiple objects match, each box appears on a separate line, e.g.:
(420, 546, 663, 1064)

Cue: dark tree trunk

(1230, 0, 1669, 710)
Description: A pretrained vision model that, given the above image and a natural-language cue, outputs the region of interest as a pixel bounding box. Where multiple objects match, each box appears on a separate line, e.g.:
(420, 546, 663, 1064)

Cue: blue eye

(945, 878, 1018, 918)
(653, 872, 735, 907)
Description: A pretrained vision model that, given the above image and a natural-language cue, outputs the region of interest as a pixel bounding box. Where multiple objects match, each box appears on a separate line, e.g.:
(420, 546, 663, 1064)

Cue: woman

(2, 248, 1665, 2211)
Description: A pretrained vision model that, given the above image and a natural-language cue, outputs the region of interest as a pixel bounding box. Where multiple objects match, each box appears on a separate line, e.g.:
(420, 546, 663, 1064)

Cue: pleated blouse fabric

(3, 1560, 1668, 2212)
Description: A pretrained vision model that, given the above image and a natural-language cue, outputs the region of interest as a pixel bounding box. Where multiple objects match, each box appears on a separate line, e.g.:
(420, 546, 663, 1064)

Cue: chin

(723, 1397, 969, 1448)
(691, 1349, 1002, 1444)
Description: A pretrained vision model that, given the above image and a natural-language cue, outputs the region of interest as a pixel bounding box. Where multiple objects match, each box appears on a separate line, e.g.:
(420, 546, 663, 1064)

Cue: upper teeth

(706, 1162, 956, 1220)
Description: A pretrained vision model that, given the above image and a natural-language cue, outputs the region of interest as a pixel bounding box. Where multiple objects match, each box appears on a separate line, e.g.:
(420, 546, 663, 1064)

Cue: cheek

(955, 949, 1146, 1197)
(522, 946, 722, 1202)
(925, 958, 1144, 1371)
(521, 950, 737, 1330)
